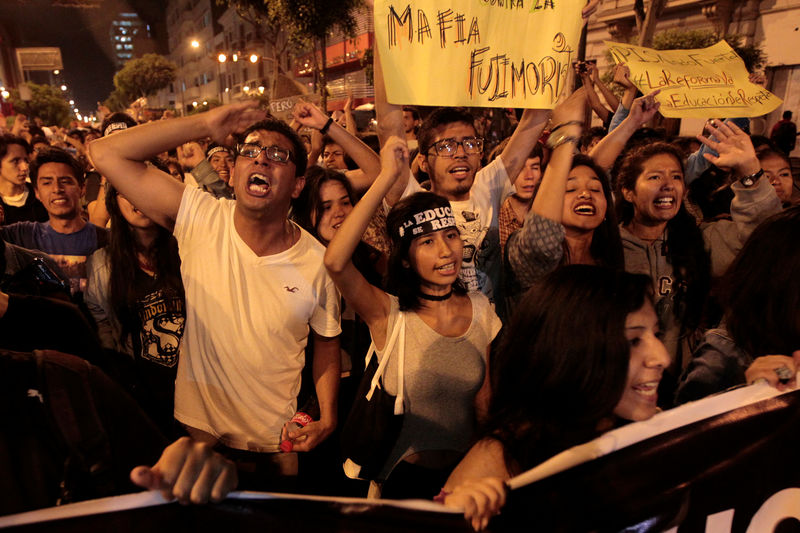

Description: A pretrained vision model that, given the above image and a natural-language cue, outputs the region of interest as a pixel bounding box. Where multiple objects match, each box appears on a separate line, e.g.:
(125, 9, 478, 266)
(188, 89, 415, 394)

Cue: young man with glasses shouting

(88, 101, 341, 491)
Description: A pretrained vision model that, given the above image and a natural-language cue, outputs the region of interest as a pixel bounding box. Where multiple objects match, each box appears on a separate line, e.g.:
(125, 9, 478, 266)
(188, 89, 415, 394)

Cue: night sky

(0, 0, 168, 115)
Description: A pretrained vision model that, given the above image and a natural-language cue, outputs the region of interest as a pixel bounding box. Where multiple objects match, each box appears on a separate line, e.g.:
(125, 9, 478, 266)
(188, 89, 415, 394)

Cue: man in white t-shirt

(88, 102, 341, 487)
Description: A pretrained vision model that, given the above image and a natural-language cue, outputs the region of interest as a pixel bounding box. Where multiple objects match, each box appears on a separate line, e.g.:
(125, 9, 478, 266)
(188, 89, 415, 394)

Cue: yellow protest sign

(375, 0, 584, 109)
(606, 40, 782, 118)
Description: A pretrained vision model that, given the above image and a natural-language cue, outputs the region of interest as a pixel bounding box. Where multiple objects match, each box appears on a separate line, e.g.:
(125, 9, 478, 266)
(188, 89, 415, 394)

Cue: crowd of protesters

(0, 31, 798, 531)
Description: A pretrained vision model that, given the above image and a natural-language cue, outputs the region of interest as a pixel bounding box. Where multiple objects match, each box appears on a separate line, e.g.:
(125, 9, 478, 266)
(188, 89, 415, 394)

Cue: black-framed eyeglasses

(236, 143, 294, 164)
(428, 137, 484, 158)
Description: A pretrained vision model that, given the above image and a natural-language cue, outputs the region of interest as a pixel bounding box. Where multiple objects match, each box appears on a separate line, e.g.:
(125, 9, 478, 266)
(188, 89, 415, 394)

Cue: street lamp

(60, 85, 67, 91)
(218, 53, 227, 63)
(249, 54, 258, 63)
(53, 69, 60, 75)
(69, 100, 74, 105)
(190, 39, 200, 49)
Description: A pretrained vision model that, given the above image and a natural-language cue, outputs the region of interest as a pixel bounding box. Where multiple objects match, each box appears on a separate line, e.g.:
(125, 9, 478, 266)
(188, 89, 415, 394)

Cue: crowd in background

(0, 47, 798, 531)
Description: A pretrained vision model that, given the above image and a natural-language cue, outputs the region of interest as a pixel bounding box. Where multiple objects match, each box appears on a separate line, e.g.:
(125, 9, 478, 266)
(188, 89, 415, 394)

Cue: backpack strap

(365, 312, 406, 415)
(34, 350, 115, 504)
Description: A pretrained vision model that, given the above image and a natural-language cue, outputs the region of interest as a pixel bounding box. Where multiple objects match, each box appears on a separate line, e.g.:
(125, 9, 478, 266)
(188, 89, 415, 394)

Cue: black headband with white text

(397, 206, 456, 240)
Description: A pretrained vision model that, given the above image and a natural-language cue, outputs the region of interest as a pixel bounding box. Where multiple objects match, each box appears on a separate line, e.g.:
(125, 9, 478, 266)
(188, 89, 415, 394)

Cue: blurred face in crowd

(232, 129, 304, 217)
(615, 300, 670, 422)
(1, 143, 30, 187)
(323, 142, 347, 170)
(85, 131, 101, 145)
(209, 150, 234, 186)
(514, 156, 542, 202)
(312, 179, 352, 243)
(581, 135, 602, 154)
(760, 153, 794, 204)
(117, 193, 156, 230)
(622, 153, 685, 226)
(402, 111, 419, 136)
(34, 162, 84, 220)
(32, 141, 50, 154)
(561, 165, 607, 233)
(167, 161, 184, 182)
(421, 121, 482, 202)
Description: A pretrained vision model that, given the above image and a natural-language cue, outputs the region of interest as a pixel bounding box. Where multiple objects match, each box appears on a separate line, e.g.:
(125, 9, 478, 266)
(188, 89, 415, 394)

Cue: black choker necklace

(419, 290, 453, 302)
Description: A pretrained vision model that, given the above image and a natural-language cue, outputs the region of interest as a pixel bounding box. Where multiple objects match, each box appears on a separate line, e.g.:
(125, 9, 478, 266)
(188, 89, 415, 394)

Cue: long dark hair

(615, 142, 710, 329)
(486, 265, 652, 473)
(105, 173, 183, 346)
(722, 206, 800, 357)
(565, 154, 624, 270)
(293, 166, 356, 245)
(385, 192, 466, 311)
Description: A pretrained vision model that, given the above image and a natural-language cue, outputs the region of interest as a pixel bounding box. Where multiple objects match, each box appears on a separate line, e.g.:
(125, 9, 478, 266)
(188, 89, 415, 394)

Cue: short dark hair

(101, 112, 137, 137)
(722, 206, 800, 358)
(385, 191, 466, 310)
(402, 106, 420, 121)
(417, 107, 476, 156)
(487, 265, 653, 472)
(757, 146, 792, 169)
(243, 119, 308, 177)
(0, 134, 31, 161)
(580, 126, 607, 151)
(30, 147, 86, 187)
(783, 110, 792, 120)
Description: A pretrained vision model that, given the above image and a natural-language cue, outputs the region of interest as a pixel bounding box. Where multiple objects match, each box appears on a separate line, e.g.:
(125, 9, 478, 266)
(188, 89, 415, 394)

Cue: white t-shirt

(406, 157, 512, 300)
(173, 186, 341, 452)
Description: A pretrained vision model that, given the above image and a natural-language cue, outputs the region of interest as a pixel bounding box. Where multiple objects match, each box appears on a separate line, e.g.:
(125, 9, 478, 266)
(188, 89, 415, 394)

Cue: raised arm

(343, 93, 358, 136)
(531, 89, 586, 222)
(293, 100, 381, 192)
(614, 64, 637, 111)
(88, 101, 266, 230)
(372, 30, 413, 207)
(590, 62, 620, 112)
(499, 108, 550, 185)
(323, 137, 408, 338)
(578, 65, 611, 124)
(589, 89, 660, 170)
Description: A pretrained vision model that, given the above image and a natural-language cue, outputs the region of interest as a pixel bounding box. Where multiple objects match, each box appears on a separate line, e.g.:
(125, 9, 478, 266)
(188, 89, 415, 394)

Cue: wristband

(320, 117, 334, 134)
(549, 120, 584, 135)
(546, 132, 580, 150)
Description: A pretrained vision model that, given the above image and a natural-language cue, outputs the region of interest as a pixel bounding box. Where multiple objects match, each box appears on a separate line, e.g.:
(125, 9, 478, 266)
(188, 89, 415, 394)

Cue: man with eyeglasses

(88, 101, 342, 490)
(385, 105, 549, 316)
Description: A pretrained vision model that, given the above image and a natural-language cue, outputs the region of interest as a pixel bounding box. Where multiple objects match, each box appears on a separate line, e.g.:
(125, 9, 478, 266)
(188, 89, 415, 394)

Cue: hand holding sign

(444, 477, 507, 532)
(745, 351, 800, 390)
(376, 0, 585, 109)
(606, 40, 782, 118)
